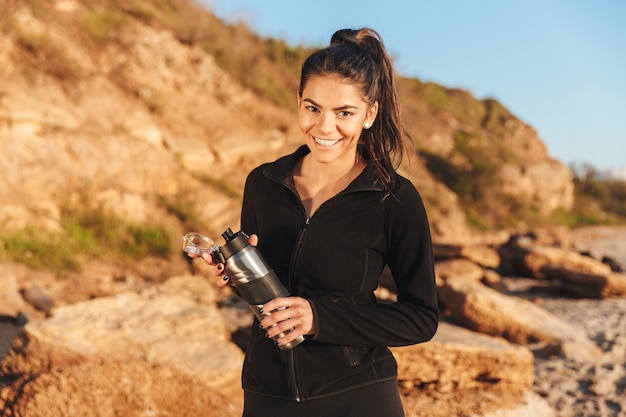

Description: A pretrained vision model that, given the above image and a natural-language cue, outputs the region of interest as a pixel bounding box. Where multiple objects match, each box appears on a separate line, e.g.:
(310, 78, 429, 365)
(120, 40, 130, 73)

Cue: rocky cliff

(0, 0, 298, 242)
(0, 0, 573, 244)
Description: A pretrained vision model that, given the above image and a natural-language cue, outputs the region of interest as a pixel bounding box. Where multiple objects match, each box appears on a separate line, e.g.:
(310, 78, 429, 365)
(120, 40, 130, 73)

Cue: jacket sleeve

(310, 179, 439, 347)
(240, 167, 261, 235)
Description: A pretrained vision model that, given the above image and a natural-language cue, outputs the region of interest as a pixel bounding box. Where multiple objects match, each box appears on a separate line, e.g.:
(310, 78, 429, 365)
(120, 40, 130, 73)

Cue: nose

(318, 112, 335, 135)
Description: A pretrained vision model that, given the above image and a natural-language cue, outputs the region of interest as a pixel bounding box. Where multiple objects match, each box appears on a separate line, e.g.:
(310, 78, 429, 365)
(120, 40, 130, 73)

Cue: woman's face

(298, 75, 378, 166)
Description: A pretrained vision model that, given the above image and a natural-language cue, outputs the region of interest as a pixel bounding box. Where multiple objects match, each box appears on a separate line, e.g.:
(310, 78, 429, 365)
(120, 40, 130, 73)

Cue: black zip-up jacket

(240, 145, 439, 402)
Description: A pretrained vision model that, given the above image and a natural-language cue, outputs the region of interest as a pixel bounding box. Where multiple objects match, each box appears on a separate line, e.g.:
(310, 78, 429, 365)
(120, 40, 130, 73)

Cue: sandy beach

(528, 225, 626, 417)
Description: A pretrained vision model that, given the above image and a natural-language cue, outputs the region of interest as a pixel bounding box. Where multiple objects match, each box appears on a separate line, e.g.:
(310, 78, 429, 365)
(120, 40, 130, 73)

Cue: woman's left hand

(260, 296, 315, 347)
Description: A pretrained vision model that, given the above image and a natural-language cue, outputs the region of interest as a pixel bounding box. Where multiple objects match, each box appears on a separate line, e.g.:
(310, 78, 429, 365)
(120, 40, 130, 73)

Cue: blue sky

(202, 0, 625, 171)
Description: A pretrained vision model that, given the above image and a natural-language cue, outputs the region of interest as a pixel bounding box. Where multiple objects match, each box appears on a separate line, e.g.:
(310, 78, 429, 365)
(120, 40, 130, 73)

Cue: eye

(338, 110, 353, 117)
(306, 105, 319, 113)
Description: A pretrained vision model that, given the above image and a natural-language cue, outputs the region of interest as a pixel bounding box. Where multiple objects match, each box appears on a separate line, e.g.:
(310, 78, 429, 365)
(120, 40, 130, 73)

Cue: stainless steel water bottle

(218, 228, 305, 350)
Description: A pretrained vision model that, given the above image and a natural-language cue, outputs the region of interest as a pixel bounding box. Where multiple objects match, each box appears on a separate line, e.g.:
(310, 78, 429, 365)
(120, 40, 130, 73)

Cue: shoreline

(569, 225, 626, 268)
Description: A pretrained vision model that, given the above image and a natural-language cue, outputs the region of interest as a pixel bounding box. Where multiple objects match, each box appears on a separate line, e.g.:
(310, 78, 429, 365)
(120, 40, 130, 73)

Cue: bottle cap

(220, 228, 249, 259)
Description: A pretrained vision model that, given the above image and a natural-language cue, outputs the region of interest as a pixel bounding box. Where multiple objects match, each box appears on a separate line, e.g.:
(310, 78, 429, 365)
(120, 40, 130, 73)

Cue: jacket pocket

(342, 345, 375, 367)
(342, 346, 360, 367)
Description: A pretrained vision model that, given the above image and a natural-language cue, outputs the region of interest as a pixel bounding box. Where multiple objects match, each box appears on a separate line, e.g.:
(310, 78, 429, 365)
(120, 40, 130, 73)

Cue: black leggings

(242, 379, 405, 417)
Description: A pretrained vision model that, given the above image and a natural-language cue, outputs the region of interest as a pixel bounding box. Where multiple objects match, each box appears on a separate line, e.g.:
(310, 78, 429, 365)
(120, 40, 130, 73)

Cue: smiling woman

(196, 27, 439, 417)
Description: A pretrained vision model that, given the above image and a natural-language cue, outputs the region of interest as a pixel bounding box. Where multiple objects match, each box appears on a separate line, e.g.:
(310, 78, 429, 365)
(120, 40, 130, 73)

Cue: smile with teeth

(314, 137, 341, 147)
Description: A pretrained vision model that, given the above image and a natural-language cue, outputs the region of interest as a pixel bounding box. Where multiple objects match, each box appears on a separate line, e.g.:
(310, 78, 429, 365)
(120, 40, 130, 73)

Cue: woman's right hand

(194, 233, 259, 287)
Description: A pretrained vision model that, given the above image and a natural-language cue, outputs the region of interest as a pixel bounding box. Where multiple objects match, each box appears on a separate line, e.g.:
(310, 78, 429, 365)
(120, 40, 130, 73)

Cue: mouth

(314, 137, 341, 147)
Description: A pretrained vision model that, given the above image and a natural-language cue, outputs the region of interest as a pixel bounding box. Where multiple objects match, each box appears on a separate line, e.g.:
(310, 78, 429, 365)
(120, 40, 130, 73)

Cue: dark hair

(299, 28, 409, 190)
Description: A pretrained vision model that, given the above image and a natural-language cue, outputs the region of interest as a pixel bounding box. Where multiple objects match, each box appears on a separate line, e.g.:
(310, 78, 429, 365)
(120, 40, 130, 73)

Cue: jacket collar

(263, 145, 384, 193)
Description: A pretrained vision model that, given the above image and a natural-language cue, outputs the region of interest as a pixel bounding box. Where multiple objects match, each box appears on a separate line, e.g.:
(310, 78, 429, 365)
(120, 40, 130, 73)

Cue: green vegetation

(194, 175, 242, 200)
(0, 209, 174, 273)
(568, 174, 626, 227)
(63, 210, 172, 259)
(159, 193, 213, 236)
(420, 130, 498, 205)
(82, 10, 127, 41)
(398, 79, 488, 126)
(194, 24, 310, 108)
(0, 226, 81, 272)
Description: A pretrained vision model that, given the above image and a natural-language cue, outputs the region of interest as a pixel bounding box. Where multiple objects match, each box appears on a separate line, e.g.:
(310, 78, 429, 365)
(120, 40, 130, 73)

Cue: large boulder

(499, 236, 612, 279)
(437, 276, 601, 360)
(1, 275, 245, 407)
(392, 322, 546, 417)
(499, 159, 574, 214)
(499, 236, 626, 298)
(539, 266, 626, 298)
(433, 243, 501, 269)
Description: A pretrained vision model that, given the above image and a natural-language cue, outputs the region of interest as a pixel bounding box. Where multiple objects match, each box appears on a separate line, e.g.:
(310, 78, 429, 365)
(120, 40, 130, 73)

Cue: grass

(63, 209, 173, 259)
(0, 227, 81, 272)
(194, 175, 243, 200)
(159, 194, 212, 235)
(0, 209, 175, 274)
(81, 10, 127, 42)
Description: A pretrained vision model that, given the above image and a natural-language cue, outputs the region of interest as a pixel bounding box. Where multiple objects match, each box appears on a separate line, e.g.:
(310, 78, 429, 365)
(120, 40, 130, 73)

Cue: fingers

(260, 297, 314, 347)
(200, 251, 216, 264)
(191, 232, 258, 289)
(214, 262, 232, 287)
(216, 274, 231, 287)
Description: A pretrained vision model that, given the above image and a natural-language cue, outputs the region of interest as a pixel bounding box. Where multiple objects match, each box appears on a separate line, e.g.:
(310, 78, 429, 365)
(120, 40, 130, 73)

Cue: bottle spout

(222, 228, 235, 241)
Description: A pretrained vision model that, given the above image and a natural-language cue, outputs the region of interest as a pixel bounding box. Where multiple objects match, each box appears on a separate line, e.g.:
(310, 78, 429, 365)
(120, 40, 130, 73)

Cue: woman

(202, 28, 439, 417)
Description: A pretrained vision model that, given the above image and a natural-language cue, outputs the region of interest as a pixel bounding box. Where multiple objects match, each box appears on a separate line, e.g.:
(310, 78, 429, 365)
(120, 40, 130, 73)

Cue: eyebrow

(302, 98, 360, 111)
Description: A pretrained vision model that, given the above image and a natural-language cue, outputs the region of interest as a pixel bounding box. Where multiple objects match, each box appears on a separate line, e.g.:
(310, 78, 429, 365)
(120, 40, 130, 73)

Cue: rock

(0, 275, 244, 402)
(482, 268, 504, 288)
(0, 361, 240, 417)
(392, 322, 536, 417)
(499, 236, 612, 279)
(0, 274, 27, 318)
(20, 285, 54, 314)
(433, 242, 501, 268)
(437, 277, 602, 360)
(436, 258, 485, 283)
(499, 236, 626, 299)
(432, 230, 511, 248)
(601, 255, 623, 272)
(527, 225, 574, 247)
(498, 159, 574, 214)
(539, 266, 626, 298)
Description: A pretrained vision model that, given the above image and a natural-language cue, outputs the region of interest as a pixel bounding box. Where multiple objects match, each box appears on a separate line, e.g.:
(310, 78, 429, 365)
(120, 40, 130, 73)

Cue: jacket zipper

(288, 217, 310, 402)
(286, 216, 310, 402)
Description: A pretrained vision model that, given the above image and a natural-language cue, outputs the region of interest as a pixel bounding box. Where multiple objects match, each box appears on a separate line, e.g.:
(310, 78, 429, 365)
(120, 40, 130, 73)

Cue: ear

(365, 101, 378, 127)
